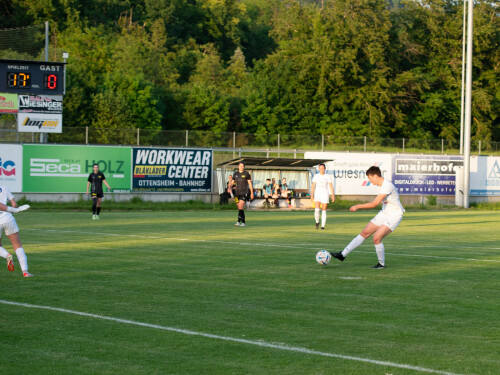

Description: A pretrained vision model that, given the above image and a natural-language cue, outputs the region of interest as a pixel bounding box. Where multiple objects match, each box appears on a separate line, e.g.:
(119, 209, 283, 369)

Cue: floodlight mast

(460, 0, 466, 156)
(463, 0, 473, 208)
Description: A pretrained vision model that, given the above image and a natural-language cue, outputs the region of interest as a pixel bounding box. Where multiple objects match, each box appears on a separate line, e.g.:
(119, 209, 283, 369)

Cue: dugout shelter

(217, 157, 331, 208)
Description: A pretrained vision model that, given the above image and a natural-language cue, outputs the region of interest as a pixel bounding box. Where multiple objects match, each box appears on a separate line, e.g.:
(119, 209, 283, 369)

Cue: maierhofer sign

(19, 95, 62, 113)
(133, 147, 212, 192)
(17, 112, 62, 133)
(393, 155, 463, 195)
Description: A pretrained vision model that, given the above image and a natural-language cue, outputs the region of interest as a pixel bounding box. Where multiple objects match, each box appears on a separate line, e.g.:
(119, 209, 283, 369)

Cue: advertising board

(23, 145, 131, 192)
(0, 144, 22, 192)
(304, 152, 393, 195)
(17, 112, 62, 133)
(0, 93, 18, 113)
(470, 156, 500, 196)
(18, 94, 62, 113)
(133, 148, 212, 192)
(392, 155, 463, 195)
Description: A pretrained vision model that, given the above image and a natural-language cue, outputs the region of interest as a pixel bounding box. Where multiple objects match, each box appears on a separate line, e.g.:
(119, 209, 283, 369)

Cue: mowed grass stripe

(25, 227, 500, 262)
(0, 299, 465, 375)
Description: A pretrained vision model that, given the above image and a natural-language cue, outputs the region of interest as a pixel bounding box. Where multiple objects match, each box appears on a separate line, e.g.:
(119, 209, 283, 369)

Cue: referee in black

(86, 163, 111, 220)
(232, 162, 254, 227)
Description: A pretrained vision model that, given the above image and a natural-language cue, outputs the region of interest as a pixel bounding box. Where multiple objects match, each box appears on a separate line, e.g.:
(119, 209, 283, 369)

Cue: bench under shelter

(217, 157, 331, 208)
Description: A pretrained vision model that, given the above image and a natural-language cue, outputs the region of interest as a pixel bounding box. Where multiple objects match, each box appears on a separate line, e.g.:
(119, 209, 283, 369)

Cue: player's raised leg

(331, 221, 379, 261)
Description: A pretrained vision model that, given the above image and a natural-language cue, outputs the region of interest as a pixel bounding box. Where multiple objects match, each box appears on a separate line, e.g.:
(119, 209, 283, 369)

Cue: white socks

(341, 235, 365, 257)
(15, 247, 28, 272)
(0, 246, 9, 258)
(321, 210, 327, 228)
(314, 208, 320, 223)
(375, 243, 385, 266)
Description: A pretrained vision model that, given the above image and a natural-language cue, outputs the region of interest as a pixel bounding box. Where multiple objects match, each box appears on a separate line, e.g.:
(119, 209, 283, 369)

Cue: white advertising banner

(0, 144, 22, 192)
(17, 112, 62, 133)
(305, 152, 393, 195)
(18, 94, 63, 114)
(470, 156, 500, 196)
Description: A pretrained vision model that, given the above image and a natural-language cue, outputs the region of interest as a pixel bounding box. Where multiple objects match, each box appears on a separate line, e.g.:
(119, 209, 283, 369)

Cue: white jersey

(312, 173, 333, 194)
(379, 179, 405, 215)
(0, 185, 14, 225)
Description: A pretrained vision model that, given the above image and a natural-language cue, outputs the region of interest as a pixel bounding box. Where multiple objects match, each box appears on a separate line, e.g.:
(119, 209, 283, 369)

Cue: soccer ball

(316, 250, 331, 265)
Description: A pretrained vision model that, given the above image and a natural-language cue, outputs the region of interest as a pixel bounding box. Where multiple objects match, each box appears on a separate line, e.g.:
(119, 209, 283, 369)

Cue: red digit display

(44, 74, 58, 89)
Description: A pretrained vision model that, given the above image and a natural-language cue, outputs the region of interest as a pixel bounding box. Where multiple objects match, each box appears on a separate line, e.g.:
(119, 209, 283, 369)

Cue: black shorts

(91, 193, 104, 199)
(235, 194, 249, 203)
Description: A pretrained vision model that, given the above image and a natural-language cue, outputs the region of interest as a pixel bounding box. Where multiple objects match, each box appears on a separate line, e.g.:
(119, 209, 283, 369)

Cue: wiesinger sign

(23, 145, 131, 192)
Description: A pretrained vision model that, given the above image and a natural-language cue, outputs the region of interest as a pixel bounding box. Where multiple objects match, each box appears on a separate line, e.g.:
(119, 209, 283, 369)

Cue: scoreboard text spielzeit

(132, 148, 212, 192)
(0, 59, 65, 96)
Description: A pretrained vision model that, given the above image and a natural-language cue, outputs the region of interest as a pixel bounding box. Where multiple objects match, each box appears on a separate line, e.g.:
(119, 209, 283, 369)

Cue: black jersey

(233, 170, 252, 196)
(88, 172, 106, 196)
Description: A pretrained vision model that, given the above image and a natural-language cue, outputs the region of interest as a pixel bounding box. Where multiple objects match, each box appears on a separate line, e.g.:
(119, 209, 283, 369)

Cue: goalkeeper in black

(232, 162, 254, 227)
(86, 163, 111, 220)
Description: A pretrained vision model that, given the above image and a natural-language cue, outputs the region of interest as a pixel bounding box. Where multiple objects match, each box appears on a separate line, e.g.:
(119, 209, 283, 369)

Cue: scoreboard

(0, 59, 65, 95)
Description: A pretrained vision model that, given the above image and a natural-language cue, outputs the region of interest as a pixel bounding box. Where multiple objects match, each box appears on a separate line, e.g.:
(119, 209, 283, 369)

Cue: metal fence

(1, 126, 499, 156)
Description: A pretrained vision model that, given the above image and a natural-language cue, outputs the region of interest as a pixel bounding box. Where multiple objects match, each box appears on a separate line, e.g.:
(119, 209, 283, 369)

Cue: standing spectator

(86, 163, 111, 220)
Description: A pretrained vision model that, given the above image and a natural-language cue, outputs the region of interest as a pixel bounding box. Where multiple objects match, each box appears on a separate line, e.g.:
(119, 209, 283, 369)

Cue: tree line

(1, 0, 499, 143)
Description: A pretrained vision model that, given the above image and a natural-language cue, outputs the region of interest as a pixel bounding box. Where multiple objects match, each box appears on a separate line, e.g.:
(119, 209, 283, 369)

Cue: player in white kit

(330, 166, 404, 268)
(0, 185, 32, 277)
(310, 164, 335, 230)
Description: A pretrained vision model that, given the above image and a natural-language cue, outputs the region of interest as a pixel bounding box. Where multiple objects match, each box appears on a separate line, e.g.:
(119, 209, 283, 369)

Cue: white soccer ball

(316, 250, 331, 265)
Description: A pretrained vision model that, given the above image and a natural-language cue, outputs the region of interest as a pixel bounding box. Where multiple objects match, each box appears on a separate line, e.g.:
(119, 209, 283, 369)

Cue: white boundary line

(0, 299, 464, 375)
(25, 228, 500, 263)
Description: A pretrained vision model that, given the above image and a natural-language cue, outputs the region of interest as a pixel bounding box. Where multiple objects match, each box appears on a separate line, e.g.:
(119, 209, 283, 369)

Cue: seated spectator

(262, 178, 273, 207)
(220, 175, 235, 204)
(280, 178, 292, 208)
(272, 179, 280, 206)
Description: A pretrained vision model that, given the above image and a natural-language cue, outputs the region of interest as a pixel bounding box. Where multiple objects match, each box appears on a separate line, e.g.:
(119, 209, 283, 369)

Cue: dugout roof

(218, 157, 331, 170)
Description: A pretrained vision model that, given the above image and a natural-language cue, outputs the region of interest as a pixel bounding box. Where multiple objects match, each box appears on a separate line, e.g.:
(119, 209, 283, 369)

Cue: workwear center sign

(132, 148, 212, 192)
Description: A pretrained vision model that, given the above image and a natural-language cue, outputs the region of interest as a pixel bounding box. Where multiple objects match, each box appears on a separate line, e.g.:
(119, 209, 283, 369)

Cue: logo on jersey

(0, 158, 16, 176)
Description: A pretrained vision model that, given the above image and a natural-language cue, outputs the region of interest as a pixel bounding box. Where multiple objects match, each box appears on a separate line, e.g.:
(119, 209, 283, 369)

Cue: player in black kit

(232, 162, 254, 227)
(86, 163, 112, 220)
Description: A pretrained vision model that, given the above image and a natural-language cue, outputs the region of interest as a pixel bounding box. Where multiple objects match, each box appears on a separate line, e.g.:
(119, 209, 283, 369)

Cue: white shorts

(314, 191, 330, 204)
(0, 218, 20, 237)
(371, 211, 403, 232)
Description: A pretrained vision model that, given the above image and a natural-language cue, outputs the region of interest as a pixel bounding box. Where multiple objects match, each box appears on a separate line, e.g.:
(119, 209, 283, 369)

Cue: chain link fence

(1, 125, 499, 156)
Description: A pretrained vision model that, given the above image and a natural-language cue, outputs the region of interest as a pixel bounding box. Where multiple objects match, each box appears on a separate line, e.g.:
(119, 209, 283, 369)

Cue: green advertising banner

(23, 145, 131, 192)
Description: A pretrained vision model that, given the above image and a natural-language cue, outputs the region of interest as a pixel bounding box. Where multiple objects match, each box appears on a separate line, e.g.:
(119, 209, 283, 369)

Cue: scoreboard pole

(42, 21, 49, 143)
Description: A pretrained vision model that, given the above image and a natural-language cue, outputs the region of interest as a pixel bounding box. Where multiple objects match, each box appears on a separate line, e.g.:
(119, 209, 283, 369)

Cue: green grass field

(1, 209, 499, 374)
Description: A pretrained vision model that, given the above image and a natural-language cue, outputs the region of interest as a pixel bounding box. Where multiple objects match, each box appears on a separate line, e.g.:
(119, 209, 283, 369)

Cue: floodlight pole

(459, 0, 467, 155)
(41, 21, 50, 144)
(463, 0, 473, 208)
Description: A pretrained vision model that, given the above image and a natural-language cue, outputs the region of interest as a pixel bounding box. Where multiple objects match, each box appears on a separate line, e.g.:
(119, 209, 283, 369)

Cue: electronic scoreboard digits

(0, 59, 65, 95)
